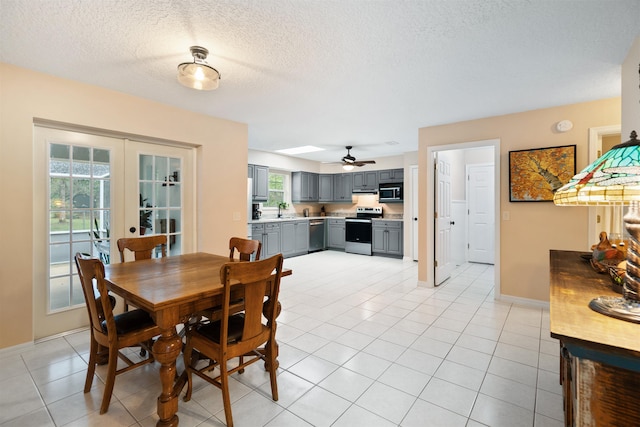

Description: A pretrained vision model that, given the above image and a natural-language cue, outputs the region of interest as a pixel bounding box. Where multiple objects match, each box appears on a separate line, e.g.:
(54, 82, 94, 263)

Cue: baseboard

(497, 294, 550, 310)
(0, 340, 35, 357)
(34, 326, 89, 344)
(417, 279, 434, 288)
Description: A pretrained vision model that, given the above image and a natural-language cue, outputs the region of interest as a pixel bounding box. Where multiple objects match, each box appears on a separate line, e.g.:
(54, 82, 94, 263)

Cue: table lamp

(554, 130, 640, 322)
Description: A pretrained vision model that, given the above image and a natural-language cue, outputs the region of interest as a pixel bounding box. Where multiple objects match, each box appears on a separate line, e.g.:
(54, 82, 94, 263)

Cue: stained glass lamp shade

(554, 131, 640, 322)
(554, 131, 640, 206)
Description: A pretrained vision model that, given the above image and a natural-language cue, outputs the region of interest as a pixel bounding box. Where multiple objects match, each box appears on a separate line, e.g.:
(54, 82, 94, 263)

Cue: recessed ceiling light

(385, 141, 399, 145)
(276, 145, 325, 155)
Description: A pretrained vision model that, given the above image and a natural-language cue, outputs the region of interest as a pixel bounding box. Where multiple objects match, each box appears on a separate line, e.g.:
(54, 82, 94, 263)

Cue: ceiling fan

(340, 146, 376, 170)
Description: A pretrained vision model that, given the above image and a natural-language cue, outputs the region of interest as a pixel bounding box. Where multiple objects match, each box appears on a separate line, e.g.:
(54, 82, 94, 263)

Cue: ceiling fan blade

(354, 160, 376, 166)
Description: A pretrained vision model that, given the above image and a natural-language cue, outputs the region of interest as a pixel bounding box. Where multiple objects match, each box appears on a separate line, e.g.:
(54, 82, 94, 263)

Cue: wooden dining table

(103, 252, 291, 427)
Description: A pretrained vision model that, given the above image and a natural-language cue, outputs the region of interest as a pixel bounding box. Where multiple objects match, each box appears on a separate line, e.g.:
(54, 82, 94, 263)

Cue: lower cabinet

(327, 218, 345, 249)
(372, 220, 403, 257)
(281, 220, 309, 258)
(559, 340, 640, 426)
(252, 223, 281, 259)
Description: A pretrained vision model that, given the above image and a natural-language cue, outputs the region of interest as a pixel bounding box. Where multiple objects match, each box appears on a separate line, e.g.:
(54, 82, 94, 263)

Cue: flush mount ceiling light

(177, 46, 220, 91)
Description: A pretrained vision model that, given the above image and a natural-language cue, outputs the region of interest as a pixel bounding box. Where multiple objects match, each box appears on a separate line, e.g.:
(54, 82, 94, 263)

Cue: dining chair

(229, 236, 261, 261)
(117, 235, 167, 262)
(117, 235, 167, 312)
(198, 237, 262, 323)
(74, 253, 161, 414)
(182, 253, 284, 427)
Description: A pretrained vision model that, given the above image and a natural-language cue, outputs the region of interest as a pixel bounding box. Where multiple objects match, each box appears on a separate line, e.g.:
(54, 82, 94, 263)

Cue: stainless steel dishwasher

(308, 219, 325, 252)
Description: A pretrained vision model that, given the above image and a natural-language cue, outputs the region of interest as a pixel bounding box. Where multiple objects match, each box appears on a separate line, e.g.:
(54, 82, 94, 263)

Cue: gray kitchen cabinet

(352, 171, 378, 192)
(264, 223, 281, 258)
(252, 222, 280, 258)
(280, 221, 295, 256)
(294, 220, 309, 255)
(319, 174, 333, 202)
(249, 164, 269, 201)
(333, 173, 353, 202)
(280, 220, 308, 257)
(377, 168, 404, 184)
(372, 220, 403, 257)
(327, 218, 346, 249)
(291, 172, 319, 203)
(251, 223, 264, 251)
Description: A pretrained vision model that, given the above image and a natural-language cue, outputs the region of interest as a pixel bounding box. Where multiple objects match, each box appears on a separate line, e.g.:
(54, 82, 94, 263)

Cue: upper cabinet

(377, 168, 404, 184)
(291, 171, 319, 202)
(289, 168, 404, 204)
(249, 164, 269, 201)
(333, 173, 353, 202)
(318, 174, 333, 202)
(352, 171, 378, 192)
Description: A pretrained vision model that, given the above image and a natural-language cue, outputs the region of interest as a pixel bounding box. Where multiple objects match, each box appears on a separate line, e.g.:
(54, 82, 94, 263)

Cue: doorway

(587, 125, 622, 246)
(33, 125, 196, 339)
(426, 139, 500, 295)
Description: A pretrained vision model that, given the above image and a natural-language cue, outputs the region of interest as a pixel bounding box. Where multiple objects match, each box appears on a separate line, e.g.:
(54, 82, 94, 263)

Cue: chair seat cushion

(196, 314, 245, 344)
(101, 309, 156, 335)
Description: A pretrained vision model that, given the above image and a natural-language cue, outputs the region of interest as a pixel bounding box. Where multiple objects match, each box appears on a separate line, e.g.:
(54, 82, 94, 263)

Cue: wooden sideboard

(550, 250, 640, 426)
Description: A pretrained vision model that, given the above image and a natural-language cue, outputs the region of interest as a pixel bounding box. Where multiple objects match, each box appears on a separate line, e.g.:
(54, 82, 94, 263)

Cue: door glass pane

(137, 154, 182, 254)
(48, 142, 111, 313)
(140, 154, 153, 180)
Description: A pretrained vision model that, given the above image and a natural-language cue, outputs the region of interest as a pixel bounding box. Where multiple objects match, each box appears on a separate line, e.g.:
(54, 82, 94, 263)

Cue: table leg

(153, 327, 183, 427)
(263, 300, 281, 370)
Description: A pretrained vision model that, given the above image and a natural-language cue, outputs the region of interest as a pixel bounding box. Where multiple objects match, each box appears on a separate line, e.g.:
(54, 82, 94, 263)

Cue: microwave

(378, 183, 402, 202)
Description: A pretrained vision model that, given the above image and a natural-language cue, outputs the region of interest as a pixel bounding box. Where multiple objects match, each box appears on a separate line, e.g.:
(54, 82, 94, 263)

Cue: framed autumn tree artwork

(509, 145, 576, 202)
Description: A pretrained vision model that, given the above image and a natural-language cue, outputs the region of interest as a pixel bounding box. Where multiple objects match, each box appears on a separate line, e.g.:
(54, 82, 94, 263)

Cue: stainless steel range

(345, 206, 383, 255)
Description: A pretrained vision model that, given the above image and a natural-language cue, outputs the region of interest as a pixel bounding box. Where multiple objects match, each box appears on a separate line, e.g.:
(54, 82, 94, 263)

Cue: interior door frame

(411, 165, 419, 261)
(425, 139, 501, 298)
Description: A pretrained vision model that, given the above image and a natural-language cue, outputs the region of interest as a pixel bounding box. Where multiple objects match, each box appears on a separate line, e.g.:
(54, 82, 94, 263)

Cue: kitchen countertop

(249, 216, 339, 224)
(249, 216, 403, 224)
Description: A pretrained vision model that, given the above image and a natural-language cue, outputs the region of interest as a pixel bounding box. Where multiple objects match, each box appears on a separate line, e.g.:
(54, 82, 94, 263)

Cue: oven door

(345, 219, 372, 244)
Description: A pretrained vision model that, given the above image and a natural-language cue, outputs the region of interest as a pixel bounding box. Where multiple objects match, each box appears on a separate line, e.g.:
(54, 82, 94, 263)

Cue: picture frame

(509, 145, 576, 202)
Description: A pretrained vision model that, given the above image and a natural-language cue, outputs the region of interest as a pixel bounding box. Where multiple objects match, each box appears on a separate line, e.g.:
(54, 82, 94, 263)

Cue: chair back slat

(229, 237, 261, 261)
(219, 254, 283, 342)
(117, 235, 167, 262)
(75, 254, 115, 336)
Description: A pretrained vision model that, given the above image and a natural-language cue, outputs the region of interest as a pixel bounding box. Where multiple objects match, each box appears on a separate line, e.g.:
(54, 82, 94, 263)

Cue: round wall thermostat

(556, 120, 573, 132)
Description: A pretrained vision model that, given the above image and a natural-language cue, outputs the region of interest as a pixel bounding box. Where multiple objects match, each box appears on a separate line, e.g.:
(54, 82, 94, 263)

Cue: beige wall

(0, 63, 248, 349)
(621, 36, 640, 141)
(418, 98, 621, 302)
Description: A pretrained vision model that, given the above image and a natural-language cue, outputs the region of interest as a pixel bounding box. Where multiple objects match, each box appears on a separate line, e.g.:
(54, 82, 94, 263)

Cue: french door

(34, 126, 195, 339)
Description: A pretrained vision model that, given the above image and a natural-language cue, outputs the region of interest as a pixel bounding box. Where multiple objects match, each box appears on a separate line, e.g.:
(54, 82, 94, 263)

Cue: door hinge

(434, 260, 438, 267)
(434, 211, 438, 219)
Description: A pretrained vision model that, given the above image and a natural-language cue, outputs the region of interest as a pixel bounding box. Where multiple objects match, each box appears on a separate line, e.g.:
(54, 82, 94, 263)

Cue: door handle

(129, 227, 137, 233)
(413, 217, 418, 221)
(450, 221, 455, 225)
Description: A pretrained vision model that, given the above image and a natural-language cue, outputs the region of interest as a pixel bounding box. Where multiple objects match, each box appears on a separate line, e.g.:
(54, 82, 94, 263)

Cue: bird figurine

(590, 231, 625, 273)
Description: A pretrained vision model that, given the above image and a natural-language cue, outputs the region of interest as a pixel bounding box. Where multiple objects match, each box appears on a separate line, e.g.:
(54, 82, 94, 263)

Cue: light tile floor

(0, 250, 564, 426)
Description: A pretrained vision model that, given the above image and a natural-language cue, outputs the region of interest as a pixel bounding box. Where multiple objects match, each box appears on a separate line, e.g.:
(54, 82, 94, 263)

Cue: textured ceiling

(1, 0, 639, 163)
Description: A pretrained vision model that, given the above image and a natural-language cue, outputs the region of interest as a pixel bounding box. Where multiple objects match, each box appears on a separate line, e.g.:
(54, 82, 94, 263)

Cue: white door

(411, 165, 419, 261)
(467, 164, 495, 264)
(123, 140, 195, 257)
(34, 126, 195, 339)
(435, 153, 454, 285)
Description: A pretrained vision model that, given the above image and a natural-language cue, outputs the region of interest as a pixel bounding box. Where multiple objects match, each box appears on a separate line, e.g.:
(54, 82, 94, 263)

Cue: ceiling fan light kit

(177, 46, 221, 91)
(340, 146, 376, 170)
